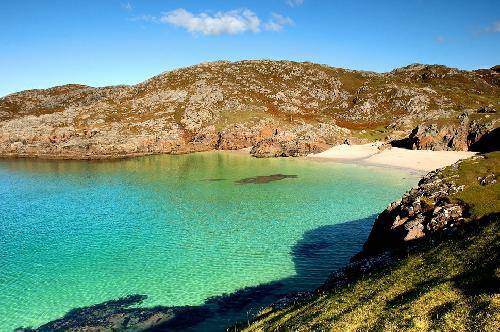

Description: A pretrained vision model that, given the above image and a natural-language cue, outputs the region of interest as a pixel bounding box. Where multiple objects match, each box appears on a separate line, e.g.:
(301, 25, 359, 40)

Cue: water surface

(0, 152, 418, 330)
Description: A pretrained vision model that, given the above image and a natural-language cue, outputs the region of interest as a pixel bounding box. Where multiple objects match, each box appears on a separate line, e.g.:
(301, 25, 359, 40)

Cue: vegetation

(241, 217, 499, 332)
(0, 61, 498, 158)
(242, 153, 500, 331)
(440, 151, 500, 219)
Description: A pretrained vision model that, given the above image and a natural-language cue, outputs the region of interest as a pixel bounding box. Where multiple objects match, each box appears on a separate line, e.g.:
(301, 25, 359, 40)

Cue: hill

(1, 61, 499, 159)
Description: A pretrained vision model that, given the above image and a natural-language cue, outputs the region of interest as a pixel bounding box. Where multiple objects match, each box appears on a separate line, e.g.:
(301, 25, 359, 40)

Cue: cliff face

(1, 61, 499, 159)
(392, 112, 499, 152)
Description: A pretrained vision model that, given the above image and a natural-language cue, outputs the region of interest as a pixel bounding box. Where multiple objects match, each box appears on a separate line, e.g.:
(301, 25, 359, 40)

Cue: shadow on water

(20, 215, 376, 332)
(235, 174, 298, 185)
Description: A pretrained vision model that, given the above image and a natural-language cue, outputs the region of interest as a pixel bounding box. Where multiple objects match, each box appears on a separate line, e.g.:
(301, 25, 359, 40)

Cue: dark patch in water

(17, 216, 376, 332)
(14, 295, 182, 332)
(205, 282, 285, 315)
(235, 174, 298, 184)
(293, 241, 332, 258)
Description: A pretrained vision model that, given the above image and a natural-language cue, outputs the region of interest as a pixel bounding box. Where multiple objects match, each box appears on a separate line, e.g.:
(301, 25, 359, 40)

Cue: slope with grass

(1, 61, 499, 159)
(240, 152, 499, 331)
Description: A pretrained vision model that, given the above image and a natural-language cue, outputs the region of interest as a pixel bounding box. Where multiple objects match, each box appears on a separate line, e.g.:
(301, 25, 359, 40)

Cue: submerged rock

(235, 174, 298, 184)
(15, 295, 175, 331)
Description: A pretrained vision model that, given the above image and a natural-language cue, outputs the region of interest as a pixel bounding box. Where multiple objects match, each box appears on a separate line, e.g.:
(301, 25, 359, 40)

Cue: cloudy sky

(1, 0, 499, 96)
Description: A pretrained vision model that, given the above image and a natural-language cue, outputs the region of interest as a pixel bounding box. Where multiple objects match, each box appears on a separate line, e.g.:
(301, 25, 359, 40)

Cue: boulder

(250, 139, 330, 158)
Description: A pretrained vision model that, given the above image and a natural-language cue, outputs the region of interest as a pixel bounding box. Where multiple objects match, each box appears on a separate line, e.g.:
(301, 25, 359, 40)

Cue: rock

(362, 157, 474, 254)
(217, 127, 252, 150)
(393, 112, 498, 152)
(479, 174, 497, 186)
(477, 105, 497, 113)
(378, 142, 392, 151)
(250, 139, 330, 158)
(1, 60, 499, 159)
(469, 127, 500, 152)
(250, 139, 284, 157)
(14, 295, 179, 331)
(235, 174, 298, 184)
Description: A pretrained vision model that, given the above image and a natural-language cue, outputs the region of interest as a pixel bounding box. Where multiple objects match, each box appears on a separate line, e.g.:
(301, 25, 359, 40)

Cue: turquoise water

(0, 152, 418, 331)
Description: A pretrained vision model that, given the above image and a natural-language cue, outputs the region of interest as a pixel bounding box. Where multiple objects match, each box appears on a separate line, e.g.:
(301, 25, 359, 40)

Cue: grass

(242, 153, 500, 332)
(439, 151, 500, 219)
(352, 125, 391, 142)
(241, 217, 499, 332)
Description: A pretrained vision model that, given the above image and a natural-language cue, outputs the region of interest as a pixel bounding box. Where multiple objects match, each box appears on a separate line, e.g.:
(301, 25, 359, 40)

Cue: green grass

(242, 153, 500, 332)
(352, 125, 391, 142)
(440, 151, 500, 219)
(242, 217, 499, 332)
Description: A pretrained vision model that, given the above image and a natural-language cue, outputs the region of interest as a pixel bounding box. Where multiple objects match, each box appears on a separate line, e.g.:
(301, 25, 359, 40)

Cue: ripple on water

(0, 152, 418, 331)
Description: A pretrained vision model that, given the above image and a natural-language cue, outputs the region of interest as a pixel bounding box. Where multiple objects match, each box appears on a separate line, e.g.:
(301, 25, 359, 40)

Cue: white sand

(308, 142, 476, 173)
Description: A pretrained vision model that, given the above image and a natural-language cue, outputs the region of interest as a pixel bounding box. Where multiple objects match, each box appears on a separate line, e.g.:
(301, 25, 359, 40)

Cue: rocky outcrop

(393, 112, 499, 152)
(362, 154, 497, 255)
(250, 139, 330, 157)
(1, 61, 499, 159)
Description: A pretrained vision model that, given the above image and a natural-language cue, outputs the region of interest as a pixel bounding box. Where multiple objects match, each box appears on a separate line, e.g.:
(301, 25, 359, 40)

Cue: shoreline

(0, 144, 477, 175)
(305, 143, 476, 174)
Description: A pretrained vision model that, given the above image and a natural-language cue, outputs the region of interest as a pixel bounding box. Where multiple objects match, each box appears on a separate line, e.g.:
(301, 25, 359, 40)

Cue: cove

(0, 152, 418, 331)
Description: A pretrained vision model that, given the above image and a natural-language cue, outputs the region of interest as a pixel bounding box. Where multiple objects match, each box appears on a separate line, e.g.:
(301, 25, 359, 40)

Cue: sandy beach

(307, 142, 476, 173)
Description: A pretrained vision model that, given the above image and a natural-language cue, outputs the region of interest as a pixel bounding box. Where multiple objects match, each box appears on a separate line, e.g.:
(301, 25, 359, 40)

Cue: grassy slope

(440, 151, 500, 219)
(242, 153, 500, 332)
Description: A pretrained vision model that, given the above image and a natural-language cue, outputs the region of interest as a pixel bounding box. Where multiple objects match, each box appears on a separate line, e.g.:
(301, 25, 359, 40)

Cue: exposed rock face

(250, 139, 330, 157)
(1, 61, 499, 159)
(362, 155, 496, 254)
(393, 112, 499, 152)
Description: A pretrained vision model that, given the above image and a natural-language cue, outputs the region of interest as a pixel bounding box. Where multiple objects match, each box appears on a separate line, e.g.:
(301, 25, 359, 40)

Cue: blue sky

(1, 0, 499, 96)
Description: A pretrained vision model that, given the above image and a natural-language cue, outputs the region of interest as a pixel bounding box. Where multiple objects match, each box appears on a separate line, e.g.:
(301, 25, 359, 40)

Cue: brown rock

(394, 112, 498, 152)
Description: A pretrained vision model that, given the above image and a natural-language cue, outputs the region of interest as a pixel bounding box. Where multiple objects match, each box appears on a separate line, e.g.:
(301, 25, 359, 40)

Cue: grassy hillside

(0, 61, 498, 158)
(439, 151, 500, 219)
(241, 218, 499, 332)
(241, 153, 500, 331)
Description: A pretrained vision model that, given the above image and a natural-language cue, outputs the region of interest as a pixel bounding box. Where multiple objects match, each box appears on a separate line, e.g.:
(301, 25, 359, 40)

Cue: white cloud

(160, 8, 261, 35)
(264, 13, 294, 32)
(286, 0, 304, 7)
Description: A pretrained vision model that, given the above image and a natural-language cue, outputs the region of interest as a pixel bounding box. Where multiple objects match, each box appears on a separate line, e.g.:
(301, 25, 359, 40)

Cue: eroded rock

(362, 158, 475, 254)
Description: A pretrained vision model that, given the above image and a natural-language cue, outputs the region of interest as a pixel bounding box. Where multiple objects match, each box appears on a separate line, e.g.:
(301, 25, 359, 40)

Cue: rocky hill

(1, 61, 499, 159)
(239, 152, 499, 331)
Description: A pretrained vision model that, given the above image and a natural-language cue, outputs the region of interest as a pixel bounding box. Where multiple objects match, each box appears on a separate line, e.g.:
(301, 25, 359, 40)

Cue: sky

(1, 0, 499, 97)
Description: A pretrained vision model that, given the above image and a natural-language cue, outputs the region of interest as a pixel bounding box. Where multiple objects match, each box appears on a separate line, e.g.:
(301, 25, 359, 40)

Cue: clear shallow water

(0, 152, 418, 331)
